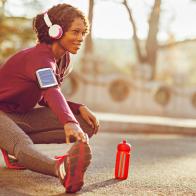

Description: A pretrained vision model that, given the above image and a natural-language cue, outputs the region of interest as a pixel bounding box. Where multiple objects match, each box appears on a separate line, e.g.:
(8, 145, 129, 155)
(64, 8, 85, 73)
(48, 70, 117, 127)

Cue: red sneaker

(1, 149, 26, 169)
(56, 141, 92, 193)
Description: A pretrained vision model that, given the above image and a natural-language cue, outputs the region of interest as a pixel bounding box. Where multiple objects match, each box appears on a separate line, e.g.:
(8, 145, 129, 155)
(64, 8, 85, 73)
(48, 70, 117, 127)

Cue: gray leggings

(0, 107, 94, 176)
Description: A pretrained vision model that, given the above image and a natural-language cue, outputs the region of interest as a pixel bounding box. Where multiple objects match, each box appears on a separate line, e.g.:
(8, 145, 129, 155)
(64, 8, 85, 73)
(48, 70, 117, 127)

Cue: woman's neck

(51, 41, 66, 60)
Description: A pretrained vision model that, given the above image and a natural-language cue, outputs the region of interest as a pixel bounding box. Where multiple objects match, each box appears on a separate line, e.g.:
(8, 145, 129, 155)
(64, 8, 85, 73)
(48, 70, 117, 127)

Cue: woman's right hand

(64, 122, 88, 143)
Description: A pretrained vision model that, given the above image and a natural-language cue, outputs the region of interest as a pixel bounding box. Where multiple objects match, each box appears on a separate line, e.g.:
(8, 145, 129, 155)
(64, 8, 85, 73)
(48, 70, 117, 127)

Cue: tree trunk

(146, 0, 161, 79)
(123, 0, 145, 63)
(122, 0, 161, 80)
(81, 0, 95, 74)
(84, 0, 94, 54)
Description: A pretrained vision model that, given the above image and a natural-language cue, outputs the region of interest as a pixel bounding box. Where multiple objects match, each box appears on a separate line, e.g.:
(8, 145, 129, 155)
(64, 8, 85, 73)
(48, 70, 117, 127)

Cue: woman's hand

(64, 122, 88, 143)
(79, 105, 99, 134)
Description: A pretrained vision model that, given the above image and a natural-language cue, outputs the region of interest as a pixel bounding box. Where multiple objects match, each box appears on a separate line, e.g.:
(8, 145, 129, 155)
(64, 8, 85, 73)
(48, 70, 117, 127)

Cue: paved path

(0, 132, 196, 195)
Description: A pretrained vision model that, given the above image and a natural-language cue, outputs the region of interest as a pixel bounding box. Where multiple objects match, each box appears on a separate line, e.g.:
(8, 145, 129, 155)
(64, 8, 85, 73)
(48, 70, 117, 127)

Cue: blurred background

(1, 0, 196, 119)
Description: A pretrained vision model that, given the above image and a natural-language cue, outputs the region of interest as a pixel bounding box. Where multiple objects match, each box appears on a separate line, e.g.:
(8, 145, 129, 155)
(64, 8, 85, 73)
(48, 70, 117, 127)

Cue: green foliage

(0, 0, 42, 63)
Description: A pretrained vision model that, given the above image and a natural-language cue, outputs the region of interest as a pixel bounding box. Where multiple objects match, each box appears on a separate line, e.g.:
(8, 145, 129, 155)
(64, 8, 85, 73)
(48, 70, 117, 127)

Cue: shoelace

(55, 154, 68, 180)
(55, 154, 67, 162)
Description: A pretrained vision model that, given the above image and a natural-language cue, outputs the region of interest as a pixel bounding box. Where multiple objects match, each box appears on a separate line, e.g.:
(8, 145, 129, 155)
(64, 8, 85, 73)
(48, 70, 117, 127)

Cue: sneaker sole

(64, 141, 92, 193)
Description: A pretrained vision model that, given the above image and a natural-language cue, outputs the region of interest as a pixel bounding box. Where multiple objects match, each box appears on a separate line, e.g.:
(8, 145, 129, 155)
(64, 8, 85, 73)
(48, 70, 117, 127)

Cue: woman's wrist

(64, 122, 79, 129)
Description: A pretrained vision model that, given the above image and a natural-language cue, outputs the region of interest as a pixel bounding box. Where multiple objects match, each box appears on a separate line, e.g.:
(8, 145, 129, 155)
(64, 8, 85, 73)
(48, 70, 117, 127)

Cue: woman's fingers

(66, 135, 70, 143)
(73, 130, 87, 143)
(89, 116, 99, 134)
(95, 120, 100, 134)
(78, 131, 87, 143)
(84, 116, 94, 128)
(65, 131, 71, 143)
(64, 122, 89, 143)
(72, 131, 81, 141)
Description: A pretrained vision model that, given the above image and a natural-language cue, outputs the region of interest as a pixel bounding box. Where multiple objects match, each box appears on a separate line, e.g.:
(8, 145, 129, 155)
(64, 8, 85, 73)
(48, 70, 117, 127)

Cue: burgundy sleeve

(42, 87, 79, 125)
(25, 58, 79, 125)
(67, 101, 85, 115)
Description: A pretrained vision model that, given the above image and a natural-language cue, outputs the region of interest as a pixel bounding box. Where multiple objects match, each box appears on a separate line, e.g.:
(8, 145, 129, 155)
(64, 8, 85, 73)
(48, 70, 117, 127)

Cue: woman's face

(60, 17, 87, 54)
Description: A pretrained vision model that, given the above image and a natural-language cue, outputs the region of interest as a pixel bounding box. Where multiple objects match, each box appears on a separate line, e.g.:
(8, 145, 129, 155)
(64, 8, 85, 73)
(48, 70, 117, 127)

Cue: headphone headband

(44, 13, 52, 27)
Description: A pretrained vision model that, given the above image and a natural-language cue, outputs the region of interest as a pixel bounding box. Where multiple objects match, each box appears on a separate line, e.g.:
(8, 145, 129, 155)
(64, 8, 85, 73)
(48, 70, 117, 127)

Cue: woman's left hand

(79, 105, 99, 134)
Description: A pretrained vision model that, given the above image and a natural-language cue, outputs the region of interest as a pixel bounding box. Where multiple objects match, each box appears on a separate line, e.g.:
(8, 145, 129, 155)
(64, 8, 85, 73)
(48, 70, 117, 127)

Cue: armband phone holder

(36, 68, 58, 89)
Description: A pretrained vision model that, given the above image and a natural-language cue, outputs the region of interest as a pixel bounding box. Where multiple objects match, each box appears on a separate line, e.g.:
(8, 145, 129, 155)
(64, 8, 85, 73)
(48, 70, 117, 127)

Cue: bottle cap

(117, 140, 131, 152)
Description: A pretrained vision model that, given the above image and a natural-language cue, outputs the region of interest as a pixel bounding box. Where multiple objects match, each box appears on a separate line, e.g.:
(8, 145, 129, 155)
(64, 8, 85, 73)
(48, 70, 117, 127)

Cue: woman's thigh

(29, 129, 66, 144)
(29, 115, 94, 144)
(6, 107, 94, 140)
(6, 107, 63, 134)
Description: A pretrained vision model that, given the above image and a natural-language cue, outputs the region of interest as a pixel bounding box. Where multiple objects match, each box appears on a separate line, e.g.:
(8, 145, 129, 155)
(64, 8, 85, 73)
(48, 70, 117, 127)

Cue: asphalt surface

(0, 132, 196, 196)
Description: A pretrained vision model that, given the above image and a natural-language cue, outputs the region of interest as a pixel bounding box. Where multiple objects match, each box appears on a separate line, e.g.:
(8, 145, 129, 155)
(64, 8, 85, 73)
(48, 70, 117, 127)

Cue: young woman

(0, 3, 99, 193)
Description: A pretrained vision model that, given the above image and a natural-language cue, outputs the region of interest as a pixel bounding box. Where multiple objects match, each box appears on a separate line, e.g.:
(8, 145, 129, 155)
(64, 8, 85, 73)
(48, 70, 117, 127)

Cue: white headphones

(43, 12, 63, 39)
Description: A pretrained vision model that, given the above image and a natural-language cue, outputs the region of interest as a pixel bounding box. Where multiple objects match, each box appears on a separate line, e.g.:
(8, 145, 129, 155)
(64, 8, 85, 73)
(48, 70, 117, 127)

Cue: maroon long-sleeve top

(0, 43, 82, 125)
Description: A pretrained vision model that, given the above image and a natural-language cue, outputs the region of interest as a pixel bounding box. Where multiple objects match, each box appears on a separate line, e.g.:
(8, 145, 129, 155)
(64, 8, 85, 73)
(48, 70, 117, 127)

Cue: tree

(81, 0, 96, 74)
(84, 0, 94, 54)
(122, 0, 196, 80)
(0, 0, 43, 62)
(122, 0, 161, 80)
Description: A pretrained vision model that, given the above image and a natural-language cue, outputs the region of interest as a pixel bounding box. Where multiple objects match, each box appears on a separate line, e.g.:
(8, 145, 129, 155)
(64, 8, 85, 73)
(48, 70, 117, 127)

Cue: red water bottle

(115, 140, 131, 180)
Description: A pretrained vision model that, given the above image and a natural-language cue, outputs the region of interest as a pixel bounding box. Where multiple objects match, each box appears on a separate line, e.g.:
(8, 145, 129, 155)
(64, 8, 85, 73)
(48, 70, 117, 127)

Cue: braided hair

(33, 3, 89, 44)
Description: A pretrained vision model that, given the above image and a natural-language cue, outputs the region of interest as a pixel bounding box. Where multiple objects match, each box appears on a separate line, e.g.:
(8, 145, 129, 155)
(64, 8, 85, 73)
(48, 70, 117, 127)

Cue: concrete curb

(96, 113, 196, 135)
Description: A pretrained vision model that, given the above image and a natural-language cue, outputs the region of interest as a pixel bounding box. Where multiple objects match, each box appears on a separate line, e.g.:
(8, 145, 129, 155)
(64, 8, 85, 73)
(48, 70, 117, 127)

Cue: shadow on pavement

(52, 179, 120, 196)
(82, 178, 120, 192)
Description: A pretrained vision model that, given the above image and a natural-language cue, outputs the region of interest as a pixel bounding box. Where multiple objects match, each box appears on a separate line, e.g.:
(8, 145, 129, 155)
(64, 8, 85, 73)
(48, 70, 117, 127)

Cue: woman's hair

(33, 3, 89, 44)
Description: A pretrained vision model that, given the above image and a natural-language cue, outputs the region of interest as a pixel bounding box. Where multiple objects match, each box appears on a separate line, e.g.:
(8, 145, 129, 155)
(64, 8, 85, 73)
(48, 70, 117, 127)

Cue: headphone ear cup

(49, 24, 63, 39)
